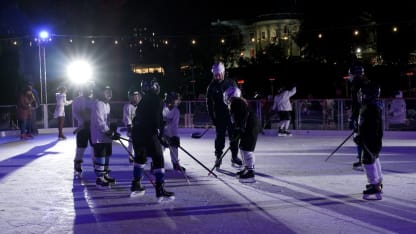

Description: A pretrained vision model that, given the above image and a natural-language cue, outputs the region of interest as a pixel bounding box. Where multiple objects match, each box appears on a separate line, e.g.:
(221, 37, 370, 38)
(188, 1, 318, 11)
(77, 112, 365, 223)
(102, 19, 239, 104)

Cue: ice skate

(104, 173, 116, 184)
(283, 130, 292, 136)
(352, 160, 362, 170)
(278, 128, 286, 136)
(74, 162, 83, 178)
(130, 179, 146, 197)
(173, 163, 186, 172)
(156, 182, 175, 203)
(215, 157, 222, 169)
(362, 184, 382, 200)
(20, 134, 30, 140)
(231, 157, 243, 168)
(236, 167, 248, 177)
(238, 169, 256, 183)
(96, 177, 111, 189)
(366, 183, 383, 193)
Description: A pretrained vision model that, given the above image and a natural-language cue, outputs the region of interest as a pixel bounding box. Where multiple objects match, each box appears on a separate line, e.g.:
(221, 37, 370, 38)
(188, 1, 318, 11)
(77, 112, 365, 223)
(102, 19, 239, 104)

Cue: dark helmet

(127, 87, 141, 98)
(348, 65, 365, 77)
(164, 91, 180, 106)
(141, 78, 160, 95)
(358, 81, 380, 104)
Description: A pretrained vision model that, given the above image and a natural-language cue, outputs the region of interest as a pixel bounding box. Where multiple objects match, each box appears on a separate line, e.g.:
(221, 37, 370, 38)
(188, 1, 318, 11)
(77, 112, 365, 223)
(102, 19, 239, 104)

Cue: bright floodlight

(39, 30, 49, 40)
(67, 60, 93, 84)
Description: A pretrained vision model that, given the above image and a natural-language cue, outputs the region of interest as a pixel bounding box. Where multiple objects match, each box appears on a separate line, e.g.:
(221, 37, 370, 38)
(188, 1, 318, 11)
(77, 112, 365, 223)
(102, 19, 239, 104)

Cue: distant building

(212, 13, 303, 59)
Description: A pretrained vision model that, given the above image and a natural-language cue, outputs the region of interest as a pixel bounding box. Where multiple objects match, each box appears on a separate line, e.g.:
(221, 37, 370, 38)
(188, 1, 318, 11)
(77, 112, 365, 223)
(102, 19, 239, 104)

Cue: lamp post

(37, 30, 51, 129)
(38, 30, 50, 104)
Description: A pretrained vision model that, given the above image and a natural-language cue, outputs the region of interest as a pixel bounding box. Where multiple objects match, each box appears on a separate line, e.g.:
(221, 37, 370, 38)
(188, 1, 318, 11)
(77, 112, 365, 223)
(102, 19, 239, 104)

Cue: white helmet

(211, 62, 225, 75)
(223, 86, 241, 105)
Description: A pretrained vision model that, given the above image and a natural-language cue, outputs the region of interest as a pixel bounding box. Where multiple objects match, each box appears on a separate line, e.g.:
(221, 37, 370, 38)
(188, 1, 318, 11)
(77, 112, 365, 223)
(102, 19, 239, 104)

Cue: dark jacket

(206, 78, 237, 124)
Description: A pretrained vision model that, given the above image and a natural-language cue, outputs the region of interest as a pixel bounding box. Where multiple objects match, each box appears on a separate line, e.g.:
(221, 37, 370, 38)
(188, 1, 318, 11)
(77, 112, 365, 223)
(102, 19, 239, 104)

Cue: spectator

(53, 86, 72, 140)
(16, 87, 35, 140)
(388, 90, 407, 125)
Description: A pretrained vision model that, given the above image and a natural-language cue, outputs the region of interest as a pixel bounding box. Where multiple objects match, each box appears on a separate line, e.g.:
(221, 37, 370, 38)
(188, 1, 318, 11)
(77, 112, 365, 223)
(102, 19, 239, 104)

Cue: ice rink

(1, 129, 415, 234)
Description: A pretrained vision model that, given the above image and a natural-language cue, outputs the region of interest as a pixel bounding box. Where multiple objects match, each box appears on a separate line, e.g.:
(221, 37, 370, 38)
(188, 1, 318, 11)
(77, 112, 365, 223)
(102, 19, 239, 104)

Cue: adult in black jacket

(206, 62, 242, 168)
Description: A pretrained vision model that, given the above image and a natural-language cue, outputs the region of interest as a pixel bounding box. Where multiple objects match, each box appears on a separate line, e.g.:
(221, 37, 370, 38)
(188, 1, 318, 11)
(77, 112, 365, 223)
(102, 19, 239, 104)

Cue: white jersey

(72, 95, 93, 127)
(123, 102, 137, 127)
(90, 99, 111, 144)
(53, 93, 72, 118)
(272, 87, 296, 112)
(162, 105, 180, 137)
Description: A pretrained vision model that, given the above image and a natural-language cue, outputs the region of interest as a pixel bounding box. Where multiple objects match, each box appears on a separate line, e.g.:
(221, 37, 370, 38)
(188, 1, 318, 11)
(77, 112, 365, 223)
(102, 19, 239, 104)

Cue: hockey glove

(169, 136, 180, 148)
(159, 135, 170, 148)
(112, 132, 121, 140)
(105, 130, 113, 137)
(353, 133, 362, 146)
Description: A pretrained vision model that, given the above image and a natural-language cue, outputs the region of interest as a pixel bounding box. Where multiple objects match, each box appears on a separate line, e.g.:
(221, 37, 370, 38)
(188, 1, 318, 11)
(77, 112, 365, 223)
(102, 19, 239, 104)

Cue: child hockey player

(72, 84, 94, 177)
(130, 78, 174, 201)
(223, 86, 260, 183)
(123, 88, 142, 163)
(90, 85, 117, 188)
(163, 91, 186, 172)
(353, 81, 384, 200)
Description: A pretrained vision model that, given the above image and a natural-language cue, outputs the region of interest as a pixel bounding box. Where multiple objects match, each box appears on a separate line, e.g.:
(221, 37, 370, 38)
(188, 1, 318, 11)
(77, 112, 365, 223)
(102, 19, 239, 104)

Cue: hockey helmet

(164, 91, 181, 107)
(223, 86, 241, 105)
(141, 78, 160, 95)
(128, 87, 141, 98)
(358, 81, 380, 104)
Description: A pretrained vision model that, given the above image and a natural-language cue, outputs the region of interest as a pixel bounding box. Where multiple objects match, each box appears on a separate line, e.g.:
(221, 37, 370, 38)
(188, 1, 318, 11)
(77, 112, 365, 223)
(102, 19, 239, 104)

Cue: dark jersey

(229, 97, 260, 152)
(133, 93, 164, 137)
(358, 101, 383, 156)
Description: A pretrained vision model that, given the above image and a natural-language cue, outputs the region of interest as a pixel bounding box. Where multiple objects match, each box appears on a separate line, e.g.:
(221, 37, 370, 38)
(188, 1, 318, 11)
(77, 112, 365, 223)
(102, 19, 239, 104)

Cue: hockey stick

(191, 126, 212, 139)
(178, 145, 218, 178)
(208, 145, 231, 176)
(117, 138, 155, 187)
(325, 131, 354, 162)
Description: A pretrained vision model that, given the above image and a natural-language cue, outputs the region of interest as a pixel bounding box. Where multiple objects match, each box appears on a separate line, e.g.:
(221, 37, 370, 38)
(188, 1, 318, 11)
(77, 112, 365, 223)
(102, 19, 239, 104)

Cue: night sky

(1, 0, 416, 103)
(2, 0, 415, 37)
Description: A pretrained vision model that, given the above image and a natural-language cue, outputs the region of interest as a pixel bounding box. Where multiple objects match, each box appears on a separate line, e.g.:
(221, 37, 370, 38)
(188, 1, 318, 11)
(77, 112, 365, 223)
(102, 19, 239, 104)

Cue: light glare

(67, 60, 93, 84)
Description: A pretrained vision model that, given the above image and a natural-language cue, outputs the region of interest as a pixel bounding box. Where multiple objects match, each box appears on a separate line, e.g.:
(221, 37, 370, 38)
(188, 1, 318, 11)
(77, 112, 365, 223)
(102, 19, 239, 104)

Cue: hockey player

(163, 91, 186, 172)
(206, 61, 243, 168)
(223, 86, 260, 183)
(90, 85, 118, 188)
(272, 86, 296, 136)
(348, 65, 368, 169)
(353, 81, 384, 200)
(123, 88, 142, 163)
(72, 84, 94, 177)
(130, 78, 174, 201)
